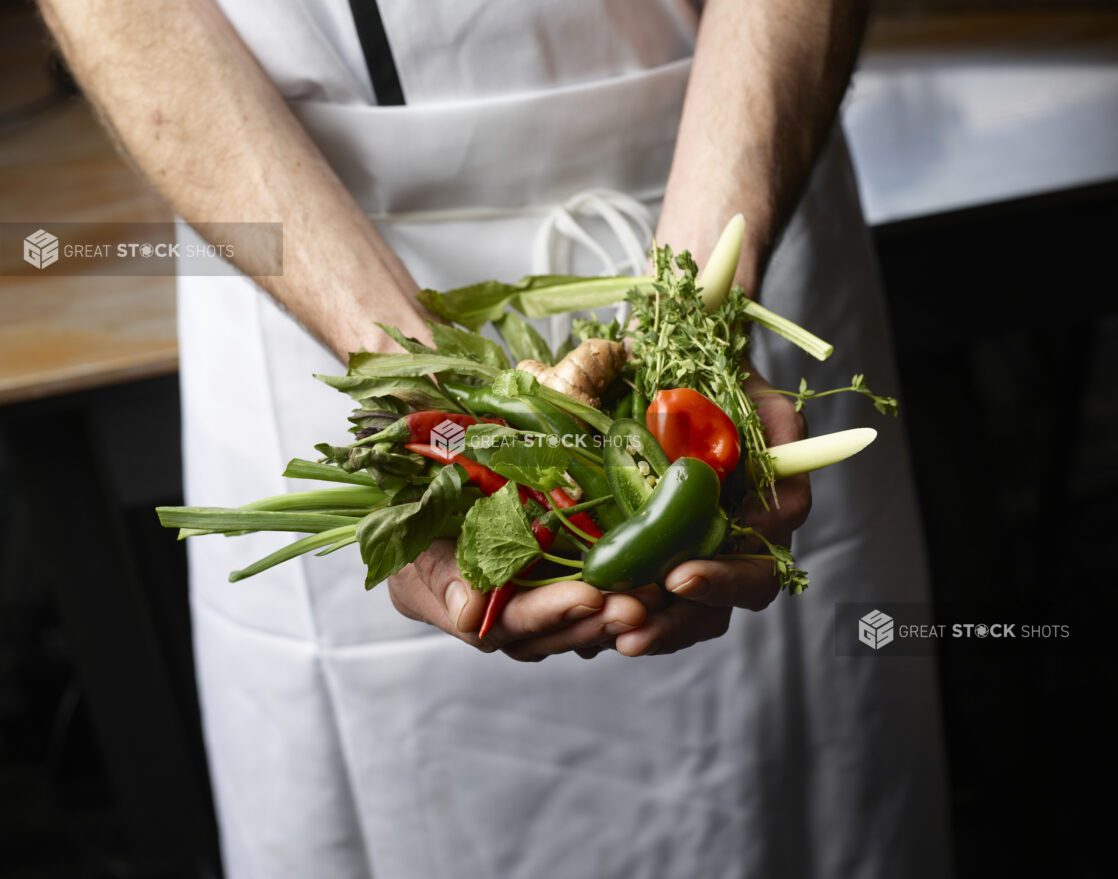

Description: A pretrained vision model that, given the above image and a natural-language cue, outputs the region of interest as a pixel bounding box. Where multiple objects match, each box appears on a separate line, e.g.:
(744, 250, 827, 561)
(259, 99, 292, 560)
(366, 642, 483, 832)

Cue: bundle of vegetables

(157, 216, 897, 636)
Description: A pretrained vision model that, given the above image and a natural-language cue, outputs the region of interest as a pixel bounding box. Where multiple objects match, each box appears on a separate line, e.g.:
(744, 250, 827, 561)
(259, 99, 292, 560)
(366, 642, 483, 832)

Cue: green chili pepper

(439, 377, 625, 529)
(613, 391, 634, 421)
(631, 389, 648, 423)
(582, 457, 720, 590)
(695, 508, 729, 557)
(604, 418, 671, 517)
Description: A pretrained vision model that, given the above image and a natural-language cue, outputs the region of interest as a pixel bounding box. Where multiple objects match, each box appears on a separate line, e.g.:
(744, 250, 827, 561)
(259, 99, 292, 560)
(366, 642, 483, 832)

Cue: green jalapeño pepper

(439, 377, 625, 529)
(582, 457, 720, 590)
(604, 418, 672, 517)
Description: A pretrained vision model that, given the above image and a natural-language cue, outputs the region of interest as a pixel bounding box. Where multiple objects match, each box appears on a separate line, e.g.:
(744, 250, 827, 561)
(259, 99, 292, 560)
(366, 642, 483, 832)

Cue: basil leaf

(455, 481, 541, 592)
(495, 312, 555, 366)
(376, 322, 435, 354)
(346, 351, 499, 381)
(357, 464, 463, 588)
(315, 374, 453, 410)
(430, 323, 509, 371)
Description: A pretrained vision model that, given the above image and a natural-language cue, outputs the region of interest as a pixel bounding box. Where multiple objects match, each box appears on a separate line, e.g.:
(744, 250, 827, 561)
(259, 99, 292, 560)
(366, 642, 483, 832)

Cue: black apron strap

(347, 0, 405, 105)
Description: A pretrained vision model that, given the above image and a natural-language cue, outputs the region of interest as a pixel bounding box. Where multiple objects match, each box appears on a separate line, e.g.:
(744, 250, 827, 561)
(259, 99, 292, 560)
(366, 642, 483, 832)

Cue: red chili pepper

(645, 389, 741, 482)
(406, 443, 508, 497)
(378, 411, 502, 445)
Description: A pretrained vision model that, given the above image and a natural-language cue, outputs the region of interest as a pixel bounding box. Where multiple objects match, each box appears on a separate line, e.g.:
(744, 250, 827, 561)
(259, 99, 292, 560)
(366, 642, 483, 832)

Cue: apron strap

(346, 0, 405, 105)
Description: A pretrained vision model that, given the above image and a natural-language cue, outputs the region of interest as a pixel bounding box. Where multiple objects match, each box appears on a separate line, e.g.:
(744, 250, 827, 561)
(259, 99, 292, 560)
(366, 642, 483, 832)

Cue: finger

(743, 471, 811, 537)
(613, 602, 732, 657)
(482, 579, 607, 648)
(663, 558, 780, 611)
(627, 582, 670, 613)
(500, 593, 647, 662)
(409, 539, 488, 633)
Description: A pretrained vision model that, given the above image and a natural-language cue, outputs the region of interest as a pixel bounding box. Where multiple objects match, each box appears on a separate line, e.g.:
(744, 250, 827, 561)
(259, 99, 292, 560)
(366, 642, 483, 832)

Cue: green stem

(741, 299, 834, 361)
(230, 523, 357, 582)
(544, 495, 600, 545)
(511, 572, 586, 587)
(541, 551, 584, 568)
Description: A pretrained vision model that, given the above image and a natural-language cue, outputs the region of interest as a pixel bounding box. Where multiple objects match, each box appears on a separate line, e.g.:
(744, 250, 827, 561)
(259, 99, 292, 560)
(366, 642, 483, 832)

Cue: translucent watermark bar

(834, 602, 1096, 656)
(2, 222, 282, 276)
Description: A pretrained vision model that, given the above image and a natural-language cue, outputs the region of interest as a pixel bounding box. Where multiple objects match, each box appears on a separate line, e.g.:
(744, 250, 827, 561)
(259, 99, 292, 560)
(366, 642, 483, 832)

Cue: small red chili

(645, 388, 741, 481)
(405, 443, 508, 496)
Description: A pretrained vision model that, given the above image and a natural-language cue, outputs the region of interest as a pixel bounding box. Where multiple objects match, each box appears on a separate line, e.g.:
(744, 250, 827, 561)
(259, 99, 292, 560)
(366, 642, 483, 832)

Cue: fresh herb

(356, 463, 463, 588)
(455, 481, 542, 592)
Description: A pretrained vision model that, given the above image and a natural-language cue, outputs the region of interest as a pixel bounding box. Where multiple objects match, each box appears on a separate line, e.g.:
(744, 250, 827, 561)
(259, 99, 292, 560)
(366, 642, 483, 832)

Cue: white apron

(177, 3, 951, 877)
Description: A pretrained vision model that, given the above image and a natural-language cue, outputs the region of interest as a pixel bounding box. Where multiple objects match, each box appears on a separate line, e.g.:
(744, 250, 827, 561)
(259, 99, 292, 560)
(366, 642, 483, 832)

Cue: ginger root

(518, 339, 626, 409)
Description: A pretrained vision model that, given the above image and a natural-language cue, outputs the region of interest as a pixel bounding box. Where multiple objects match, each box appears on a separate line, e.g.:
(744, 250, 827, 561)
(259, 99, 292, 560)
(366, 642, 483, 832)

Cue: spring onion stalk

(766, 428, 878, 479)
(230, 523, 357, 582)
(695, 213, 745, 312)
(155, 507, 360, 537)
(239, 485, 387, 512)
(740, 300, 834, 361)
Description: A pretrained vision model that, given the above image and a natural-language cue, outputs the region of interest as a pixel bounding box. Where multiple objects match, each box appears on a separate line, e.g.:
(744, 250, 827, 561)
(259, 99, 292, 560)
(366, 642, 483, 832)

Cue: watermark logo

(858, 609, 895, 650)
(430, 419, 467, 460)
(23, 229, 59, 270)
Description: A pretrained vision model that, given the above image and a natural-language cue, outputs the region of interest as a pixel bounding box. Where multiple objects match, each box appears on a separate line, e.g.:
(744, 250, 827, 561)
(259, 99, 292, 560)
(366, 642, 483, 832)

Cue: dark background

(2, 2, 1117, 879)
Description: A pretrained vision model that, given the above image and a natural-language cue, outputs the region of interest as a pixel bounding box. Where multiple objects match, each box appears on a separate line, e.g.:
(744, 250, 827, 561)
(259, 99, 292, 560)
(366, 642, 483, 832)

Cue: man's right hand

(388, 540, 650, 662)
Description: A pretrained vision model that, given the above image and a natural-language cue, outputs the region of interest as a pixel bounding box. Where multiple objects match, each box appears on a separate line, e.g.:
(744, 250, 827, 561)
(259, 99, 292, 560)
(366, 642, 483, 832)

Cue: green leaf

(419, 275, 650, 330)
(282, 459, 379, 486)
(455, 481, 541, 592)
(536, 386, 612, 434)
(491, 368, 540, 398)
(430, 323, 510, 370)
(356, 464, 463, 588)
(495, 312, 555, 366)
(346, 351, 499, 381)
(375, 323, 436, 355)
(315, 374, 454, 410)
(487, 441, 570, 492)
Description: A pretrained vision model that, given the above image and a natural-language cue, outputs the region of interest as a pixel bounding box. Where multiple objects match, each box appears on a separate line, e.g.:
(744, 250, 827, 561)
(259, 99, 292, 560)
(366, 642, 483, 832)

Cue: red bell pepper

(645, 388, 741, 481)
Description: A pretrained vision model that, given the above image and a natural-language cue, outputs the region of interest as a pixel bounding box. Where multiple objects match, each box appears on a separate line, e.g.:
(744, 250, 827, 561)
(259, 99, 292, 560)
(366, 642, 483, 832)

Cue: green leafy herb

(419, 275, 650, 330)
(430, 323, 510, 370)
(455, 481, 542, 592)
(315, 374, 454, 411)
(356, 463, 463, 588)
(491, 368, 540, 398)
(495, 312, 555, 365)
(488, 442, 570, 492)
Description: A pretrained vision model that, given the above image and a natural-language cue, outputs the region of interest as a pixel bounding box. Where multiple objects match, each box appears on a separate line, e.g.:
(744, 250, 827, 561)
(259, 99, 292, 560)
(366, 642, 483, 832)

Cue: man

(41, 1, 951, 876)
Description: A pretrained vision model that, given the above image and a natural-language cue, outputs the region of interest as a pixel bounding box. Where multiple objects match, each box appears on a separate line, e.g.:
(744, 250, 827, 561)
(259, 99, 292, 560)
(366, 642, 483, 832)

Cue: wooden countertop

(0, 3, 174, 406)
(2, 8, 1116, 404)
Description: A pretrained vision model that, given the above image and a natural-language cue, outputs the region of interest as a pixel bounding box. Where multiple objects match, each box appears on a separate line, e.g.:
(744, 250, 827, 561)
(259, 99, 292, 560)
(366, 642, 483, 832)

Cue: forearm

(657, 0, 870, 295)
(38, 0, 428, 359)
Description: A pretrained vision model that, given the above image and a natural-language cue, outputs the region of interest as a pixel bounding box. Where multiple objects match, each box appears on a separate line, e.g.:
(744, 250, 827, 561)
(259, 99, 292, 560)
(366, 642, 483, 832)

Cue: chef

(40, 1, 952, 876)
